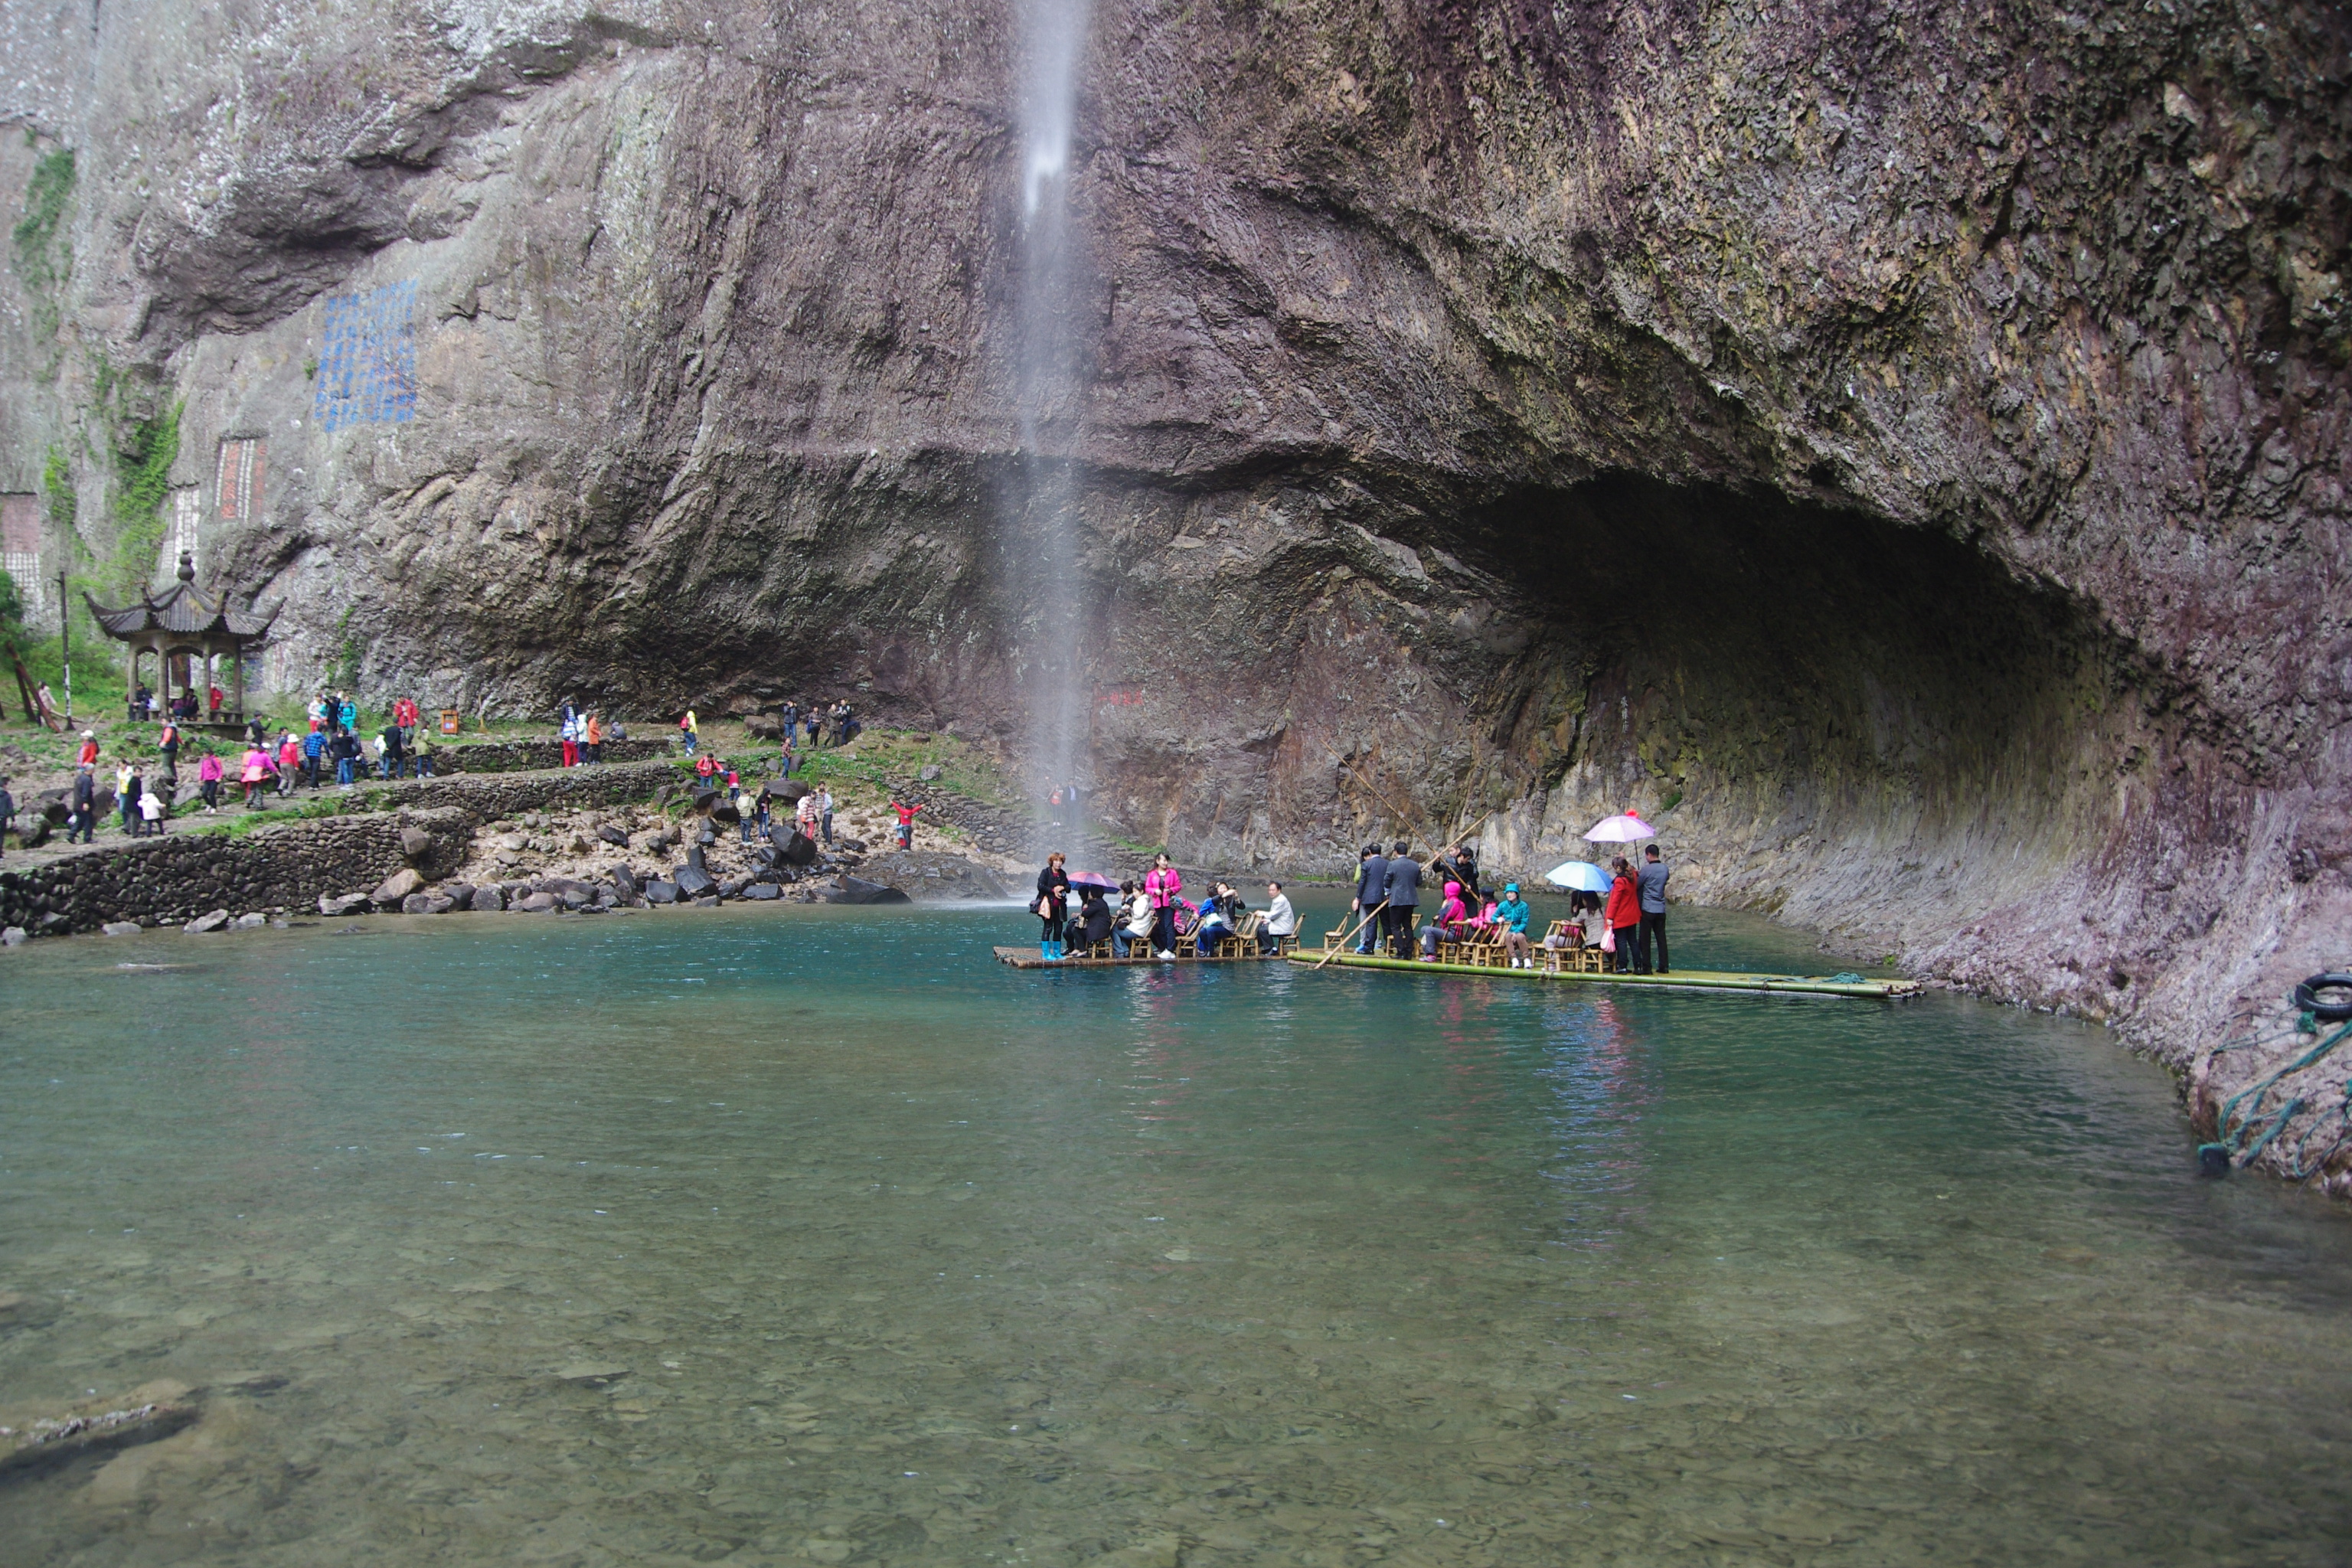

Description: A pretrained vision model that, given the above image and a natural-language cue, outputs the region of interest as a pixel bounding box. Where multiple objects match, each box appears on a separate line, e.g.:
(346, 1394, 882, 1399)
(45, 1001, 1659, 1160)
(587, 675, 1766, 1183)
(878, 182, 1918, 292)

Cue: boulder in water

(828, 876, 911, 906)
(103, 920, 145, 937)
(644, 879, 678, 905)
(184, 910, 230, 934)
(318, 893, 371, 917)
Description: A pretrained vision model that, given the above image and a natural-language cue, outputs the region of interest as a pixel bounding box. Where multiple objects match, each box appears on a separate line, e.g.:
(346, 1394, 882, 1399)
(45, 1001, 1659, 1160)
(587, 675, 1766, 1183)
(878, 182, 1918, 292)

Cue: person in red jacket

(1604, 857, 1642, 975)
(890, 798, 922, 849)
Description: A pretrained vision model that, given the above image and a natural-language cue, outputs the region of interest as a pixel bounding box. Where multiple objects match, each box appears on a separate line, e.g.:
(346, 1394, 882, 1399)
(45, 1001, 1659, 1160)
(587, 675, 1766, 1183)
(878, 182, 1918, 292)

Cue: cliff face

(2, 2, 2347, 1064)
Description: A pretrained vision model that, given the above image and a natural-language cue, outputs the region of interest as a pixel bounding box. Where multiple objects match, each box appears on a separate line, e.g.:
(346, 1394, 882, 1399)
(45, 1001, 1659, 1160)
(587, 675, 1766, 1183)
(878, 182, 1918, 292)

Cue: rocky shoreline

(0, 761, 1026, 940)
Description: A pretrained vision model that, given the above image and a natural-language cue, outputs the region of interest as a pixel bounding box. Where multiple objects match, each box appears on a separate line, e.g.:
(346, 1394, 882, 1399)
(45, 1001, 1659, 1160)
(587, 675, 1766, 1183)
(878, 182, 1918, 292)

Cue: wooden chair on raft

(1540, 920, 1606, 974)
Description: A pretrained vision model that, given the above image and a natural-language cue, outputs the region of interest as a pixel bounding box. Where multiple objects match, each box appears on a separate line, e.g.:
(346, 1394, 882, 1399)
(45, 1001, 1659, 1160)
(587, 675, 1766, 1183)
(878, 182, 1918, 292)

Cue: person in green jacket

(1494, 882, 1534, 968)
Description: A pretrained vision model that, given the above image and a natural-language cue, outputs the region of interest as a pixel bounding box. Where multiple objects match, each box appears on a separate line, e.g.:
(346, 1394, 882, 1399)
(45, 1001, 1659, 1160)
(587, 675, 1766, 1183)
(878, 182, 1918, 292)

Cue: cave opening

(1441, 472, 2148, 927)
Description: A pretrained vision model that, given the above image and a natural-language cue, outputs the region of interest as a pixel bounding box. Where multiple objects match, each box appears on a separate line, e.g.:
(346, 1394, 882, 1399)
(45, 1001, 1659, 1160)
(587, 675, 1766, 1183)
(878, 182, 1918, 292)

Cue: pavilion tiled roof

(84, 554, 277, 642)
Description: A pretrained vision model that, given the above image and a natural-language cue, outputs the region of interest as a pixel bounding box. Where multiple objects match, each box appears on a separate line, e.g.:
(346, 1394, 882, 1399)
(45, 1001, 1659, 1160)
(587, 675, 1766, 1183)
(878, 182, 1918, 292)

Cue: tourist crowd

(1018, 838, 1673, 973)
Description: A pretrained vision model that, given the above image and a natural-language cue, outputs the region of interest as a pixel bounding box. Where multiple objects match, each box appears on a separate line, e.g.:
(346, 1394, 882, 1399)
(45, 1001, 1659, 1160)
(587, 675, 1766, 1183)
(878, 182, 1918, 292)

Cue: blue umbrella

(1544, 860, 1611, 893)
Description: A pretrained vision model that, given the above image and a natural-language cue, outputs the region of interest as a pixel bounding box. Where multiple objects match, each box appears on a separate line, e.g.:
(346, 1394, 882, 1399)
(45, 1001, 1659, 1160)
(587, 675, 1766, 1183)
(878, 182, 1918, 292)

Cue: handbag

(1600, 926, 1615, 953)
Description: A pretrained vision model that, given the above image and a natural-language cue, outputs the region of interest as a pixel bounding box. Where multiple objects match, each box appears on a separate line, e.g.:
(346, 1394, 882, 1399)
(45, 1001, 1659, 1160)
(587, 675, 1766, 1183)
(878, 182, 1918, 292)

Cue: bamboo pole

(1312, 899, 1387, 970)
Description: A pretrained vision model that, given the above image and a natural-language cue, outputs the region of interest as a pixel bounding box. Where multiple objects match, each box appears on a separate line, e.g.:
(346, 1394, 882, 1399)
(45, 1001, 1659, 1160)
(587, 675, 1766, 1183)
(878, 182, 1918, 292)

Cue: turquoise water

(3, 900, 2350, 1565)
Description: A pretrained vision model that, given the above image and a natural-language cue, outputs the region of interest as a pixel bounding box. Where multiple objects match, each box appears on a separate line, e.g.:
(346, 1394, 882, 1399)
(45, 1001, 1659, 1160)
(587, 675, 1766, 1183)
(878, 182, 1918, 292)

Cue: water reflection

(2, 903, 2350, 1564)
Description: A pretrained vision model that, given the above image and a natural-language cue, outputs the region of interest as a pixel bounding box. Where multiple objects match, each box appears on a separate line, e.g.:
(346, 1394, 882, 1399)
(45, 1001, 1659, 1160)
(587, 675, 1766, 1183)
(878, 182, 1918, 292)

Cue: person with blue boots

(1034, 852, 1071, 960)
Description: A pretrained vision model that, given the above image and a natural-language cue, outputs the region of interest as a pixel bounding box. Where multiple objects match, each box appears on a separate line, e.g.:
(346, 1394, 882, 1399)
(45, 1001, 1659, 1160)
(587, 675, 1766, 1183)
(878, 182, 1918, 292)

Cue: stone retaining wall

(0, 809, 473, 935)
(0, 761, 682, 936)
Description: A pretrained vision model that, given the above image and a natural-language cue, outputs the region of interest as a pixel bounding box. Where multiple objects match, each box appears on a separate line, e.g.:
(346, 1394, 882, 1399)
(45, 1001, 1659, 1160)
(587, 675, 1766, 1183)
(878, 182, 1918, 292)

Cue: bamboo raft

(1290, 947, 1922, 1001)
(993, 944, 1289, 970)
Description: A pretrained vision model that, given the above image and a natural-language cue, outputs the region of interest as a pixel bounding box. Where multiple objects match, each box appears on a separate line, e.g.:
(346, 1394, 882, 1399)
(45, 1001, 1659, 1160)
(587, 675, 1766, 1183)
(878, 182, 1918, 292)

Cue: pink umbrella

(1583, 812, 1656, 843)
(1067, 871, 1119, 890)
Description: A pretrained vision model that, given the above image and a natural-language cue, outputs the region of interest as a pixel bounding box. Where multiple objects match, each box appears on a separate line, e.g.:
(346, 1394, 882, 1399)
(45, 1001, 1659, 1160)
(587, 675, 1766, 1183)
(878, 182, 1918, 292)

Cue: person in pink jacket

(1144, 852, 1184, 959)
(197, 750, 225, 812)
(239, 746, 273, 809)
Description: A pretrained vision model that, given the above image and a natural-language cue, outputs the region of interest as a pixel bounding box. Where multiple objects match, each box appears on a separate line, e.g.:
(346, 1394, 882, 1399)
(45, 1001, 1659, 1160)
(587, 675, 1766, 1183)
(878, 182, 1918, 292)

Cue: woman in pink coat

(239, 746, 272, 808)
(1143, 852, 1184, 959)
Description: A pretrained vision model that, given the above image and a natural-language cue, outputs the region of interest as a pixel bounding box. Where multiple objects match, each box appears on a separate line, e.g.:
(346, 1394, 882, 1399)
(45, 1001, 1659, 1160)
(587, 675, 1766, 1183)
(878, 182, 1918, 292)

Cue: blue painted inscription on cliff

(314, 281, 418, 432)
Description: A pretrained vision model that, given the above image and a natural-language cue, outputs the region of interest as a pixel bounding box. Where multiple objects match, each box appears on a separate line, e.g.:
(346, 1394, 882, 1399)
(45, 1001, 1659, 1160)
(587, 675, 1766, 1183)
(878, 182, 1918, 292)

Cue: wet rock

(184, 910, 230, 934)
(742, 881, 782, 900)
(674, 863, 717, 899)
(610, 864, 641, 901)
(103, 920, 145, 936)
(828, 876, 912, 906)
(442, 883, 475, 907)
(644, 879, 678, 904)
(691, 894, 720, 907)
(517, 891, 558, 913)
(401, 892, 433, 914)
(0, 1395, 200, 1481)
(824, 851, 1008, 901)
(318, 893, 371, 917)
(468, 885, 505, 912)
(1, 926, 27, 946)
(232, 912, 267, 929)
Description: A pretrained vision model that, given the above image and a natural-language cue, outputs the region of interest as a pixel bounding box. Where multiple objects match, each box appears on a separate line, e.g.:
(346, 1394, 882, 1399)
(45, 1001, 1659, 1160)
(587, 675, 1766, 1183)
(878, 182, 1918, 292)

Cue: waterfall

(1009, 0, 1091, 824)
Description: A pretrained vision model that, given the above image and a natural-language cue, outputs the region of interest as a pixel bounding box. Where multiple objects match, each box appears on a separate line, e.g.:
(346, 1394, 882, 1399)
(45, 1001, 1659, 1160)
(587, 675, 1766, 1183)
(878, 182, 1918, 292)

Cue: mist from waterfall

(1009, 0, 1091, 815)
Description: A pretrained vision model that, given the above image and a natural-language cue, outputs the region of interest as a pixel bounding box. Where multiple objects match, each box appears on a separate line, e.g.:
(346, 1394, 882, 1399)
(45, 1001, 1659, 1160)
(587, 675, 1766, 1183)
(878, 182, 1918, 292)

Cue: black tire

(2292, 972, 2352, 1024)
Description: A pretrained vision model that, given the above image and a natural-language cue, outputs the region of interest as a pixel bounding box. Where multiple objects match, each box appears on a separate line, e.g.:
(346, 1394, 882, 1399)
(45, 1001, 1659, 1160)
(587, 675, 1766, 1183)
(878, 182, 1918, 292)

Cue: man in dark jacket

(1635, 844, 1671, 975)
(0, 776, 14, 858)
(1383, 840, 1421, 959)
(69, 766, 97, 842)
(1352, 844, 1387, 953)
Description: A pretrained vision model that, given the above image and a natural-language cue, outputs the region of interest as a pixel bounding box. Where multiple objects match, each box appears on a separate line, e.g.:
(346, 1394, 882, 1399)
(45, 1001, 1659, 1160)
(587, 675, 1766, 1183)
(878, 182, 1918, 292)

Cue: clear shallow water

(3, 901, 2350, 1566)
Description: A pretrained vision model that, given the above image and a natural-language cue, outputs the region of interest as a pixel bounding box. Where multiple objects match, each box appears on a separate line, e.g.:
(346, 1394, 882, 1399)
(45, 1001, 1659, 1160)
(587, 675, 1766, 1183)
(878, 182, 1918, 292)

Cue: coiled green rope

(2200, 1018, 2352, 1177)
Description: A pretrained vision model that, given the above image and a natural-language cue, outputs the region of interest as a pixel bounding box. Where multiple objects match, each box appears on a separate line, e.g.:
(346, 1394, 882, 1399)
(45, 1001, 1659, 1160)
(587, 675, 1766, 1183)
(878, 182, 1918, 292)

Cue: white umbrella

(1583, 812, 1656, 843)
(1544, 861, 1612, 893)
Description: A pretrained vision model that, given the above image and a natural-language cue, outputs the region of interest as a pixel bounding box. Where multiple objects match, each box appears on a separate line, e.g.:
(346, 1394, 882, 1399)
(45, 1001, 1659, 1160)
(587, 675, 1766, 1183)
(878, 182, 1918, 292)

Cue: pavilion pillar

(230, 639, 244, 719)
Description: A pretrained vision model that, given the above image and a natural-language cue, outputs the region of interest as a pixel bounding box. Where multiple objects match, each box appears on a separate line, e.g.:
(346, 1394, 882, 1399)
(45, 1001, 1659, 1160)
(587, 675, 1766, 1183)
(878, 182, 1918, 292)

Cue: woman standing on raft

(1144, 853, 1184, 959)
(1034, 852, 1072, 961)
(1605, 857, 1642, 975)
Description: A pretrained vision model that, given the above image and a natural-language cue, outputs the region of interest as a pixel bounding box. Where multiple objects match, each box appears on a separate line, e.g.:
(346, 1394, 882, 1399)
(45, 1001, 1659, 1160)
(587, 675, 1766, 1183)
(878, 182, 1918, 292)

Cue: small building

(87, 552, 277, 724)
